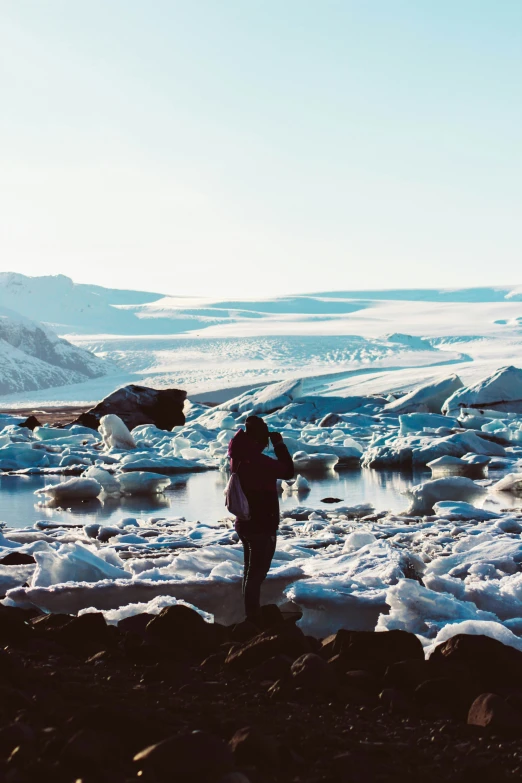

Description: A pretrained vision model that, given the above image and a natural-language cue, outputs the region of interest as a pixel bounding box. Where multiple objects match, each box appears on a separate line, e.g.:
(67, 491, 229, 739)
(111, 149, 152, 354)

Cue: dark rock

(18, 415, 41, 430)
(134, 730, 234, 782)
(146, 605, 215, 655)
(384, 658, 433, 691)
(60, 728, 118, 769)
(344, 669, 380, 695)
(31, 612, 72, 629)
(430, 633, 522, 688)
(0, 606, 32, 645)
(333, 741, 412, 782)
(258, 604, 285, 629)
(0, 722, 35, 755)
(0, 552, 36, 565)
(321, 634, 337, 658)
(319, 413, 342, 427)
(230, 620, 260, 643)
(250, 654, 293, 682)
(55, 613, 113, 655)
(321, 497, 343, 503)
(291, 653, 337, 695)
(117, 613, 154, 636)
(334, 629, 424, 672)
(379, 687, 414, 715)
(73, 384, 186, 431)
(229, 726, 280, 773)
(343, 686, 378, 708)
(415, 676, 476, 718)
(75, 411, 100, 430)
(467, 692, 522, 732)
(225, 623, 310, 671)
(200, 650, 228, 669)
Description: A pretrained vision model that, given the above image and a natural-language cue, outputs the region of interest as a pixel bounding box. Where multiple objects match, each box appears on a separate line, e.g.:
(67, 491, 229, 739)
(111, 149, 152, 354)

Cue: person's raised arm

(267, 431, 294, 480)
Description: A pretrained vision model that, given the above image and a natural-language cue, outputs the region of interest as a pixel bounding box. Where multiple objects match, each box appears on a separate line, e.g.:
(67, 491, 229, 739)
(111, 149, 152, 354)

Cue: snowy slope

(0, 306, 112, 395)
(0, 273, 163, 334)
(1, 273, 522, 406)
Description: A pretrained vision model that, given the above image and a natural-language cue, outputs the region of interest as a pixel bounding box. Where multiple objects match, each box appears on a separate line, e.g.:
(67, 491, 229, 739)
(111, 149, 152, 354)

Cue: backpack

(224, 462, 250, 521)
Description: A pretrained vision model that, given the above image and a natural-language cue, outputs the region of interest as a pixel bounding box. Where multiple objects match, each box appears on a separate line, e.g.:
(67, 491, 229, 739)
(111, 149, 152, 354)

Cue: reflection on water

(0, 469, 435, 530)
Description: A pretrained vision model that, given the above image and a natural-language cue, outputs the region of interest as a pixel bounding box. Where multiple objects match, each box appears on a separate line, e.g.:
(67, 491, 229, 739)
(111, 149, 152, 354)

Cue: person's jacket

(228, 428, 294, 534)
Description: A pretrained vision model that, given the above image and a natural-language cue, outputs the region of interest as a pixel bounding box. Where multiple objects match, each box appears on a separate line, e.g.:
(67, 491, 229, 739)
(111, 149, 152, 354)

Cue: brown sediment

(1, 405, 90, 427)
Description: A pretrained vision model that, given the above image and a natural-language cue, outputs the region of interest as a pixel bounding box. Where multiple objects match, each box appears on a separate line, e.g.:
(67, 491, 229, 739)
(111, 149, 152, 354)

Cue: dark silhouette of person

(228, 415, 294, 623)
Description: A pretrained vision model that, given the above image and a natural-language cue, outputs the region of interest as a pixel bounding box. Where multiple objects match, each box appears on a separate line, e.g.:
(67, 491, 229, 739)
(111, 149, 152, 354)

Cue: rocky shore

(1, 603, 522, 783)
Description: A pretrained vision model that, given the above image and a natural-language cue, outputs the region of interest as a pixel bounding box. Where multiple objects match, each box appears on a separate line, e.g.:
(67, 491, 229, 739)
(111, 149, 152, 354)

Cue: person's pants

(238, 532, 277, 619)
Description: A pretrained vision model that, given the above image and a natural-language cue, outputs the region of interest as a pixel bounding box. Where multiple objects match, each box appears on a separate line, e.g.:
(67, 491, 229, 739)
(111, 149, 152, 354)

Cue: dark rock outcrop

(17, 415, 41, 431)
(0, 551, 36, 565)
(73, 384, 186, 431)
(134, 730, 235, 782)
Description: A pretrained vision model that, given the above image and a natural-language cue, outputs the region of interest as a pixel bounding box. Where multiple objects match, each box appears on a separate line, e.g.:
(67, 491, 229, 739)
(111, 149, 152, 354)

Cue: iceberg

(31, 542, 130, 587)
(492, 473, 522, 493)
(404, 476, 486, 515)
(443, 366, 522, 415)
(117, 471, 172, 495)
(34, 477, 102, 502)
(433, 501, 501, 521)
(384, 374, 463, 415)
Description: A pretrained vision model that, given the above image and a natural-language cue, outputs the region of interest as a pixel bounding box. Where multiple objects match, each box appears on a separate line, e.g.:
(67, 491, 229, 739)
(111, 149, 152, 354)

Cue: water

(0, 468, 431, 529)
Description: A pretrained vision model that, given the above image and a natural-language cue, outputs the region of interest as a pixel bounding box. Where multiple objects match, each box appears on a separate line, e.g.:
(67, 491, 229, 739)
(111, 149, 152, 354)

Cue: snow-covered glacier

(3, 273, 522, 407)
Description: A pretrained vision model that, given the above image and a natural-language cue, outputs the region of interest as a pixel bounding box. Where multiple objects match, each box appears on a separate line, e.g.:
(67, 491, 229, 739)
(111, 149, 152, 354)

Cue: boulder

(225, 623, 310, 671)
(429, 634, 522, 688)
(229, 726, 280, 773)
(145, 605, 215, 655)
(415, 677, 476, 717)
(329, 629, 424, 672)
(54, 613, 113, 655)
(290, 653, 337, 695)
(118, 613, 154, 636)
(467, 693, 522, 732)
(250, 654, 293, 682)
(0, 606, 33, 645)
(73, 384, 186, 431)
(134, 731, 234, 782)
(0, 551, 35, 565)
(18, 415, 42, 430)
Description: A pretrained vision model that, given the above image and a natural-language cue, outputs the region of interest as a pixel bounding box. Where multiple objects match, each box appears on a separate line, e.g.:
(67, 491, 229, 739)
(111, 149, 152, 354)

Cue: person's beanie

(245, 415, 269, 443)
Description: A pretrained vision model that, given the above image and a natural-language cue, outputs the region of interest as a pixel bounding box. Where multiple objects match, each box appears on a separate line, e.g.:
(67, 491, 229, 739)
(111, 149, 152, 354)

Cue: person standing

(228, 415, 294, 623)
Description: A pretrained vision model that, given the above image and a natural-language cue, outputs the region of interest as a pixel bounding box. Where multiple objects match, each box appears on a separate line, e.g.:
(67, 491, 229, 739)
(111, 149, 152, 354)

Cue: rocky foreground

(0, 604, 522, 782)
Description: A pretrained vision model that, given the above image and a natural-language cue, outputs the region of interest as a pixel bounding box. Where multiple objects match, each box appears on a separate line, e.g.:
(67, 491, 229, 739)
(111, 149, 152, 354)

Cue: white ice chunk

(34, 477, 102, 502)
(83, 466, 121, 496)
(433, 501, 501, 521)
(99, 414, 136, 451)
(31, 542, 130, 587)
(281, 474, 311, 493)
(117, 471, 171, 495)
(404, 477, 486, 515)
(342, 531, 377, 551)
(377, 579, 499, 636)
(492, 473, 522, 493)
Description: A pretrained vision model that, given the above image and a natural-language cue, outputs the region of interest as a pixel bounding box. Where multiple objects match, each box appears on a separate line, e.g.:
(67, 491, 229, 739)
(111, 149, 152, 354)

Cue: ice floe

(2, 365, 522, 645)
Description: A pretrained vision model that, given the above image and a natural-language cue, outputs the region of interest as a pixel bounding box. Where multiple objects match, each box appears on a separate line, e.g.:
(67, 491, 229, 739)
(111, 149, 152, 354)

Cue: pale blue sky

(1, 0, 521, 296)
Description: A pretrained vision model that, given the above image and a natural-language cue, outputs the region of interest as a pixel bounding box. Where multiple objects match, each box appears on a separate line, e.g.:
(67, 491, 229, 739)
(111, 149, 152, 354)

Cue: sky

(0, 0, 521, 297)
